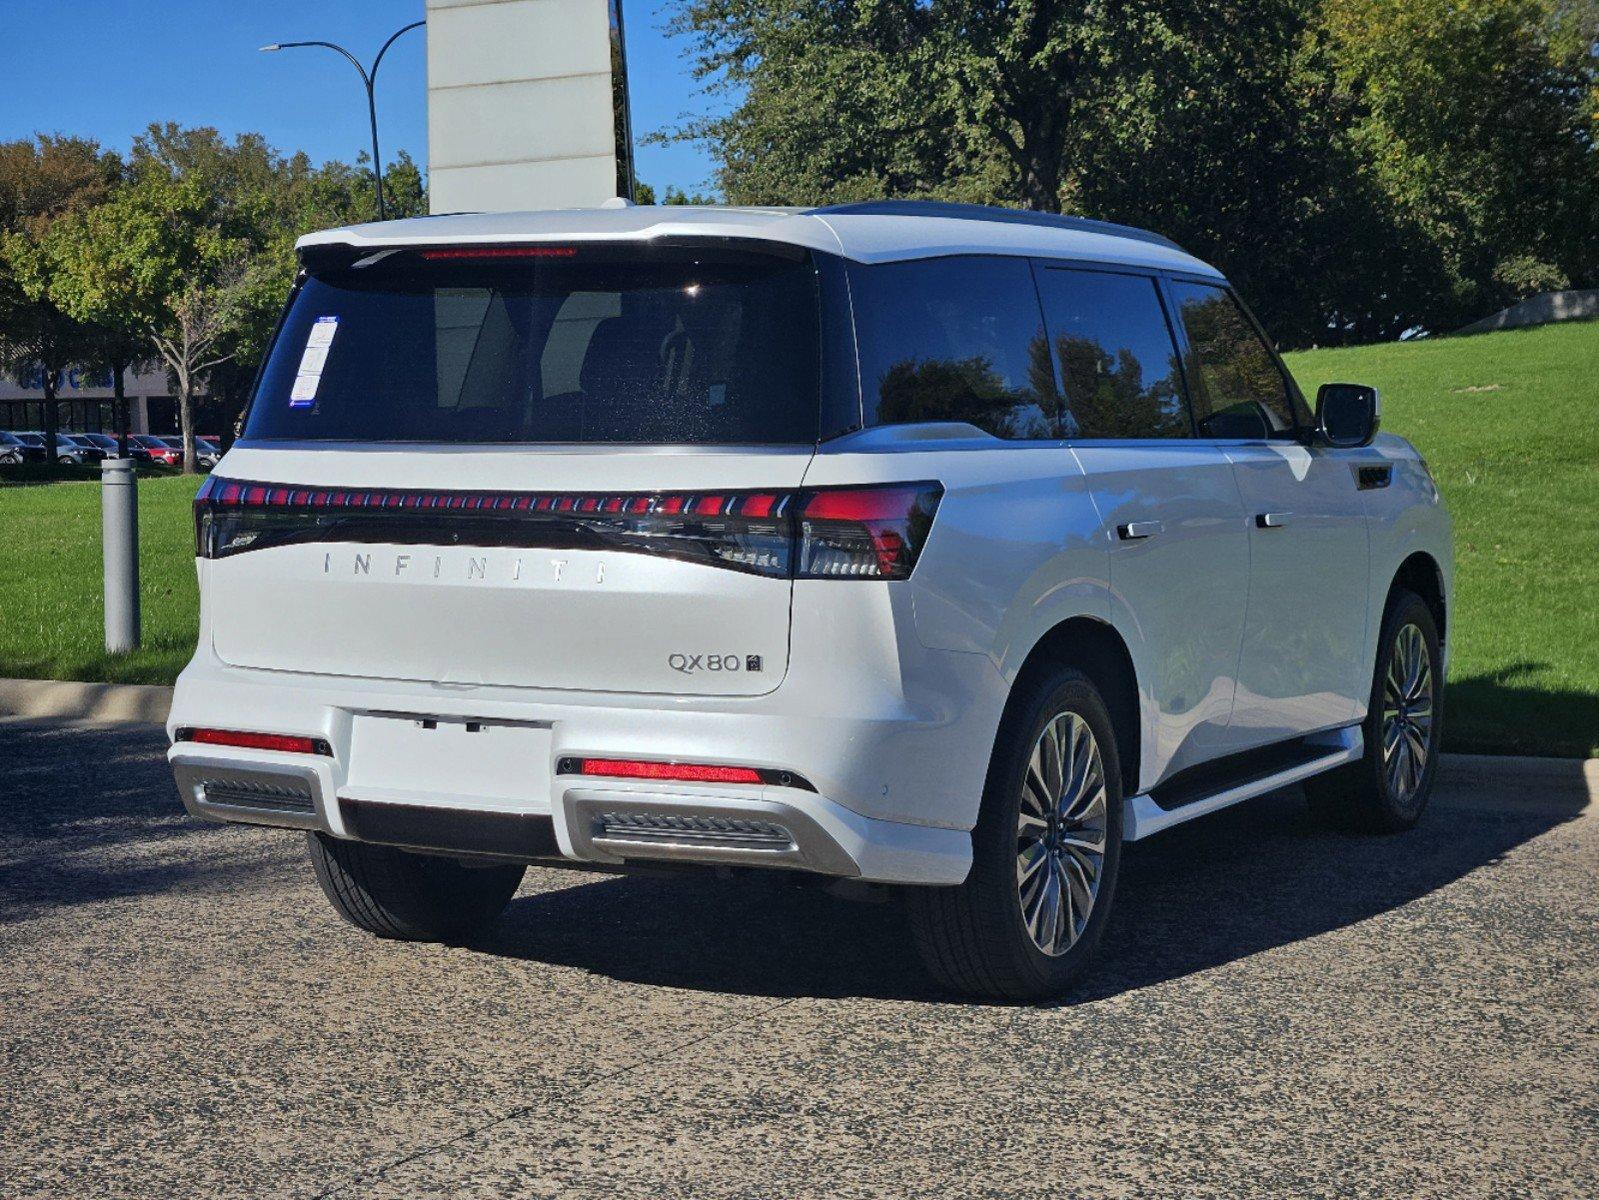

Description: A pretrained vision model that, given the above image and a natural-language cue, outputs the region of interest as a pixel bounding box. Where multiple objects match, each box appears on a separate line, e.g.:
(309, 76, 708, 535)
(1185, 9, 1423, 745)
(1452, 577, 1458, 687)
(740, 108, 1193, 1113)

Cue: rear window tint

(848, 256, 1057, 440)
(244, 246, 822, 445)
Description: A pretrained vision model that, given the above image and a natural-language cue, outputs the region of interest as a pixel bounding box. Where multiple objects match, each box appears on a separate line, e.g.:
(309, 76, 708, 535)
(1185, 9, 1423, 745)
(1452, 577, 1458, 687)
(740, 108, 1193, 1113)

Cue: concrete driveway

(2, 718, 1594, 1199)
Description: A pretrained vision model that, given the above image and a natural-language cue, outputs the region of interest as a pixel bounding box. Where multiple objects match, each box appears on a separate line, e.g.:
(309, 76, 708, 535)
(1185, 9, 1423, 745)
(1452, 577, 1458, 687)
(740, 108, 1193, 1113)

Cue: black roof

(809, 200, 1186, 254)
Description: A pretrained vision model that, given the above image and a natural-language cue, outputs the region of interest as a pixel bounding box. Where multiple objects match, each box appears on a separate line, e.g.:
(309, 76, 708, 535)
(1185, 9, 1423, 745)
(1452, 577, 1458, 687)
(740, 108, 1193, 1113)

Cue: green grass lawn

(2, 320, 1595, 755)
(0, 471, 202, 685)
(1284, 320, 1599, 757)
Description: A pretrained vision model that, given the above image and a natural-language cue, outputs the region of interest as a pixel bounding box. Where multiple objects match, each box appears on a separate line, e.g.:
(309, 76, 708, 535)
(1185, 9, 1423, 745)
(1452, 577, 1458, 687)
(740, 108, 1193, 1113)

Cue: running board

(1123, 725, 1363, 841)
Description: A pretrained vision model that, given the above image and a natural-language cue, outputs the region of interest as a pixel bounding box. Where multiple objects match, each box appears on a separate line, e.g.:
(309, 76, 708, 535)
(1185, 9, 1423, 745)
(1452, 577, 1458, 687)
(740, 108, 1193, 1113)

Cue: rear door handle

(1117, 520, 1164, 541)
(1255, 512, 1291, 529)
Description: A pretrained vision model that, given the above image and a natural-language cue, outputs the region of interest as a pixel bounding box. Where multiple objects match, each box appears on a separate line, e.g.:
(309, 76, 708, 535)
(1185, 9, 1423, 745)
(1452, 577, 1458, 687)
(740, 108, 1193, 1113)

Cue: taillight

(195, 478, 942, 581)
(797, 484, 941, 580)
(176, 727, 332, 755)
(558, 757, 815, 790)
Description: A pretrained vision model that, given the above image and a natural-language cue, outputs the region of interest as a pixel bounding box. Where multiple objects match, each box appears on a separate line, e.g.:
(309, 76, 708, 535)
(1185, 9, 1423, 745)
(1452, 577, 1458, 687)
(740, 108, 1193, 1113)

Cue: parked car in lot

(58, 433, 111, 463)
(76, 433, 129, 459)
(167, 202, 1452, 1001)
(130, 434, 183, 466)
(161, 435, 222, 470)
(12, 432, 73, 464)
(0, 430, 41, 464)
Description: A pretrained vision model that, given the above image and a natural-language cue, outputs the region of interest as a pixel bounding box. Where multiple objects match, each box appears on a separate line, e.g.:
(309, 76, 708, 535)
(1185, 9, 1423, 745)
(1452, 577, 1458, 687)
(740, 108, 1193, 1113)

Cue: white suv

(168, 201, 1451, 1001)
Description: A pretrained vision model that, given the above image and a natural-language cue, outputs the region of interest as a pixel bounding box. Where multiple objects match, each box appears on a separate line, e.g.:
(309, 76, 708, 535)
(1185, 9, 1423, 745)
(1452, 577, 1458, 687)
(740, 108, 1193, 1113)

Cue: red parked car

(129, 434, 182, 466)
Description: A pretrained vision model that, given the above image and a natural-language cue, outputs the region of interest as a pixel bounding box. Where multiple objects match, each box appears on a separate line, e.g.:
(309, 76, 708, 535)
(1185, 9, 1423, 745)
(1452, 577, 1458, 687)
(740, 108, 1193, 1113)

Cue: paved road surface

(2, 718, 1594, 1198)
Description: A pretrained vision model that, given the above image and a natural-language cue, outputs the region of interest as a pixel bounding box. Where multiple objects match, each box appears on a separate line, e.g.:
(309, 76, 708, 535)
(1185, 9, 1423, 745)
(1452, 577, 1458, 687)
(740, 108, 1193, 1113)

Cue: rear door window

(1034, 266, 1191, 439)
(244, 245, 823, 445)
(848, 256, 1058, 440)
(1169, 281, 1298, 439)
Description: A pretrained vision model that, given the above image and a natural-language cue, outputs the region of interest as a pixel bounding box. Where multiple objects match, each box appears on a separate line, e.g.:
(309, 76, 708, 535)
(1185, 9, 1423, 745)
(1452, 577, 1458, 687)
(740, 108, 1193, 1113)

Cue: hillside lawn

(1, 320, 1595, 756)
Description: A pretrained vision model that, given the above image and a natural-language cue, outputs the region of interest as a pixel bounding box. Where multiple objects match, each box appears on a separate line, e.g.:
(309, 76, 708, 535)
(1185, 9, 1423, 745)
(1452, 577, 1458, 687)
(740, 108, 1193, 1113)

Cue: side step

(1123, 725, 1363, 841)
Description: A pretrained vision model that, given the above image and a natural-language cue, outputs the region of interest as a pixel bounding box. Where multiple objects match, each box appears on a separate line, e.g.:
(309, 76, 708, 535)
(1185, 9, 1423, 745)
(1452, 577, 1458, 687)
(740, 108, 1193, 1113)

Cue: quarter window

(1169, 282, 1296, 439)
(1034, 267, 1190, 439)
(848, 256, 1057, 440)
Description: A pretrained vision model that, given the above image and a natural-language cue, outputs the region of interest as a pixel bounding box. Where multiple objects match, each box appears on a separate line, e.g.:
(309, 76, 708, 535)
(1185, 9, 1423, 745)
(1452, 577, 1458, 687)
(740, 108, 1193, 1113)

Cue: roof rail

(809, 200, 1186, 254)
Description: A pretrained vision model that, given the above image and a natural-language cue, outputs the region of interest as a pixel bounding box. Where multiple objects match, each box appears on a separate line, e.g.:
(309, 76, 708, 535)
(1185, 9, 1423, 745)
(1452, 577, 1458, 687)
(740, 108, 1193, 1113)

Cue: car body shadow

(481, 777, 1587, 1005)
(0, 718, 284, 925)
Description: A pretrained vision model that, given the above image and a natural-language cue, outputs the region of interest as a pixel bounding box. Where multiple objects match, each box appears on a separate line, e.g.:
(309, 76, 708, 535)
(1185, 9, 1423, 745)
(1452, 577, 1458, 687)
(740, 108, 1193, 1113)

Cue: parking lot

(2, 716, 1595, 1199)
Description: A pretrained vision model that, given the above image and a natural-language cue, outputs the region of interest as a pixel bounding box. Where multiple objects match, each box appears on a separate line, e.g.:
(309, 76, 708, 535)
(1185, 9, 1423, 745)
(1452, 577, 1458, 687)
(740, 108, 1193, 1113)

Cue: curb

(0, 677, 173, 725)
(1, 678, 1595, 802)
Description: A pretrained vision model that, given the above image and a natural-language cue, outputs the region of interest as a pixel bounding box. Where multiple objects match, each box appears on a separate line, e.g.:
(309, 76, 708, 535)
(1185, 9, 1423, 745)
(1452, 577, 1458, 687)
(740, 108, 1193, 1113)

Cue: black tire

(1306, 589, 1443, 832)
(904, 667, 1124, 1003)
(306, 833, 524, 942)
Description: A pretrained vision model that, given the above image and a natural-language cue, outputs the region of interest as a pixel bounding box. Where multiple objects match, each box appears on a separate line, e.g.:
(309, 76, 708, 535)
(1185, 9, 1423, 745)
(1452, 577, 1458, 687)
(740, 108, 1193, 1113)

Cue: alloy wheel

(1016, 712, 1109, 956)
(1382, 622, 1435, 804)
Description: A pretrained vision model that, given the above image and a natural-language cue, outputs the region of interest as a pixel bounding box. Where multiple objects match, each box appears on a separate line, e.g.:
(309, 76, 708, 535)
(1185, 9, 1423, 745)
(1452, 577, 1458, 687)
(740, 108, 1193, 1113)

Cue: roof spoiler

(808, 200, 1188, 255)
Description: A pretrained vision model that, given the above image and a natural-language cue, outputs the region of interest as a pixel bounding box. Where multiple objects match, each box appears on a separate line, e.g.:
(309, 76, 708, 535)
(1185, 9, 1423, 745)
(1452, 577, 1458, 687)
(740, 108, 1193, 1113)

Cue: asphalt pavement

(2, 717, 1594, 1199)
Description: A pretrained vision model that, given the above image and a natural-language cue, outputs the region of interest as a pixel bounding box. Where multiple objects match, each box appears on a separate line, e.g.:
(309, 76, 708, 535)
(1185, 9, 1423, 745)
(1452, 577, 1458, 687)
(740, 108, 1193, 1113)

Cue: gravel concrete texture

(1, 718, 1594, 1199)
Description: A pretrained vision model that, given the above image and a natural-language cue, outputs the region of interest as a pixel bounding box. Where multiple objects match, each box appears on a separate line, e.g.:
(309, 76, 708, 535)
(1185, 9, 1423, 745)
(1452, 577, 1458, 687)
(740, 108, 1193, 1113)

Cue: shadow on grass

(1444, 663, 1599, 758)
(479, 774, 1587, 1004)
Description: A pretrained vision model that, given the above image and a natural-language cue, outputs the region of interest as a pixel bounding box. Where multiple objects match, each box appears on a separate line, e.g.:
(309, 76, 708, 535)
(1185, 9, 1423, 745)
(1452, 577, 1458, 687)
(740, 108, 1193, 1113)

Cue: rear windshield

(243, 244, 823, 445)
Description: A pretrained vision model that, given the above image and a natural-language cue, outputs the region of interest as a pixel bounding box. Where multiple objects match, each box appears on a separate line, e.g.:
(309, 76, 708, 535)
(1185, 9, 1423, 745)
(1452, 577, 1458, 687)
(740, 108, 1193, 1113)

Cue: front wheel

(306, 833, 524, 942)
(904, 667, 1124, 1002)
(1307, 589, 1442, 832)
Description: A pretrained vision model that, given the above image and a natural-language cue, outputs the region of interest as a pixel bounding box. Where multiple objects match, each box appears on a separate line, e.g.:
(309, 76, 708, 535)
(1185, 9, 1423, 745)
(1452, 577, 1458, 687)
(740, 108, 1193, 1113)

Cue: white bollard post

(101, 458, 141, 653)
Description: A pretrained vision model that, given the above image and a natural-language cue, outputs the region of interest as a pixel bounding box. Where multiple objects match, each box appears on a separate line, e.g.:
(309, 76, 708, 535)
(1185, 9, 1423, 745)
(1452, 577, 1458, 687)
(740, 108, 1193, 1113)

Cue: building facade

(0, 366, 203, 436)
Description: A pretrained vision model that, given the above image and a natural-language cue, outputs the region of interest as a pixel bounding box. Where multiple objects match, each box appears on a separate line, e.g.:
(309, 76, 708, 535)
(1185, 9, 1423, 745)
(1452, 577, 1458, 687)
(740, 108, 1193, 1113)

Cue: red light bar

(575, 758, 764, 785)
(178, 728, 332, 756)
(418, 246, 578, 260)
(802, 486, 926, 522)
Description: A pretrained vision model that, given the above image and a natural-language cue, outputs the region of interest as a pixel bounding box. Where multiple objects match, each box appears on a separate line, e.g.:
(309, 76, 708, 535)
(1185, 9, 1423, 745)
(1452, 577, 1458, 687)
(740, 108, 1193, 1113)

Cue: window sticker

(289, 316, 339, 407)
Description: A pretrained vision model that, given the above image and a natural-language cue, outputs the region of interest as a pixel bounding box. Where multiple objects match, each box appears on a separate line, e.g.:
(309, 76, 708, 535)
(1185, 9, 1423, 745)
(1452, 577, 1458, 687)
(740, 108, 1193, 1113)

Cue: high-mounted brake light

(195, 479, 942, 580)
(558, 757, 816, 790)
(418, 246, 578, 260)
(176, 727, 332, 756)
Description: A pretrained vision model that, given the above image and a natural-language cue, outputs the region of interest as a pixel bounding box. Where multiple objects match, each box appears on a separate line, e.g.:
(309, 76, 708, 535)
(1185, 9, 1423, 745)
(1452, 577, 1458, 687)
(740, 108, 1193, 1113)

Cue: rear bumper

(169, 741, 970, 885)
(166, 638, 1006, 885)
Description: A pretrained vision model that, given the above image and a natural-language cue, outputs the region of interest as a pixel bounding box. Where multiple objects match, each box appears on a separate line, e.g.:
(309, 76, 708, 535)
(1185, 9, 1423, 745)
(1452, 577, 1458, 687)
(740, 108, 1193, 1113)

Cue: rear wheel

(905, 667, 1123, 1002)
(1307, 589, 1442, 832)
(306, 833, 524, 942)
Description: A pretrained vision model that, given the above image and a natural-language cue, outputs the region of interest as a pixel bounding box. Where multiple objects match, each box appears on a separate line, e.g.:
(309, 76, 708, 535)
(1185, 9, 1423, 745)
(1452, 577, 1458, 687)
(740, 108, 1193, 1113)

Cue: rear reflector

(559, 757, 815, 791)
(177, 727, 333, 756)
(196, 478, 943, 581)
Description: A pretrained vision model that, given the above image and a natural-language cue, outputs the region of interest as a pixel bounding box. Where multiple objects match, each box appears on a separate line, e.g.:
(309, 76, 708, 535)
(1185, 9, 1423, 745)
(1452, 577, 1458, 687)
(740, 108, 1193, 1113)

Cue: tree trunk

(178, 369, 196, 475)
(42, 368, 58, 463)
(111, 356, 128, 459)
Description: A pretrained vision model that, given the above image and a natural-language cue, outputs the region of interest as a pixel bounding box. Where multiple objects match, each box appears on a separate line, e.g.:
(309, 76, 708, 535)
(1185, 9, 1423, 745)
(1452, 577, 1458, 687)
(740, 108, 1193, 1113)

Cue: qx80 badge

(669, 654, 764, 675)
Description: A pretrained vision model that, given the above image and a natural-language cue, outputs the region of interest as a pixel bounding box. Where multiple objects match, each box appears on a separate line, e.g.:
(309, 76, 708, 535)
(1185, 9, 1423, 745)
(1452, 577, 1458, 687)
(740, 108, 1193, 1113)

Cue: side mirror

(1315, 383, 1380, 449)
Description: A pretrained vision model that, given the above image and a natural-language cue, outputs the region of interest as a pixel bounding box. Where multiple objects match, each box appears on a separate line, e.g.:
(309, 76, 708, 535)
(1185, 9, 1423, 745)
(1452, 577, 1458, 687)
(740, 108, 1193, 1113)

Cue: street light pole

(260, 19, 424, 221)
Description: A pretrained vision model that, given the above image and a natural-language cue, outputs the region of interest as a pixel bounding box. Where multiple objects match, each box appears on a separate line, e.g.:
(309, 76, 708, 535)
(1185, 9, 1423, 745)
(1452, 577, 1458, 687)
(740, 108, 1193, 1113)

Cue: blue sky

(0, 0, 720, 196)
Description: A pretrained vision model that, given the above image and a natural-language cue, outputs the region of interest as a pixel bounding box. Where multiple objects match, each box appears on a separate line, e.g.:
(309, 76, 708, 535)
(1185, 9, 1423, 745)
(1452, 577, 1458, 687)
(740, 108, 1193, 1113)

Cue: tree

(662, 0, 1599, 343)
(50, 172, 260, 473)
(121, 126, 427, 439)
(0, 135, 119, 458)
(1320, 0, 1599, 327)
